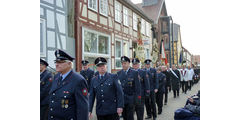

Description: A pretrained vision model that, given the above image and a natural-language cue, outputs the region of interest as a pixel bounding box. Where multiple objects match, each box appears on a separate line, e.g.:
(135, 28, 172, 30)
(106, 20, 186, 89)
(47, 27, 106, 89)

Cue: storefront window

(84, 31, 97, 53)
(98, 35, 109, 54)
(115, 40, 122, 68)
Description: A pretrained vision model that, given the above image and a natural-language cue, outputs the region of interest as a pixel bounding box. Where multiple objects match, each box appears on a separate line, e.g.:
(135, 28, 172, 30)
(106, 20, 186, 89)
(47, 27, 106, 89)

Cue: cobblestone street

(90, 82, 200, 120)
(156, 82, 200, 120)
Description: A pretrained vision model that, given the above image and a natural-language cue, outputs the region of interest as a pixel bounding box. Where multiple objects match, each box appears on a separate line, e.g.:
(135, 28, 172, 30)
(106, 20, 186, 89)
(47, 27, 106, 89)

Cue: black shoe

(164, 102, 167, 105)
(158, 110, 162, 114)
(174, 96, 176, 98)
(145, 116, 151, 119)
(153, 117, 156, 120)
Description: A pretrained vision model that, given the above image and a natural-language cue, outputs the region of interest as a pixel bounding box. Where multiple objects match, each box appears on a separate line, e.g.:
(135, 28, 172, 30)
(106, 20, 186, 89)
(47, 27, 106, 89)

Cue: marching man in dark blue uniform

(144, 59, 158, 120)
(80, 60, 95, 90)
(40, 59, 53, 120)
(132, 58, 150, 120)
(48, 49, 89, 120)
(117, 56, 141, 120)
(89, 57, 124, 120)
(155, 66, 166, 115)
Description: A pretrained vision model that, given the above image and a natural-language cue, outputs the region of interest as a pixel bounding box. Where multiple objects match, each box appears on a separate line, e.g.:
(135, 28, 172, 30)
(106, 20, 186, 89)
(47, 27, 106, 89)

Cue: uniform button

(53, 93, 55, 95)
(101, 90, 103, 92)
(70, 118, 73, 120)
(101, 95, 104, 97)
(51, 101, 54, 103)
(101, 84, 103, 86)
(102, 100, 104, 102)
(50, 116, 53, 119)
(64, 96, 66, 98)
(50, 108, 53, 111)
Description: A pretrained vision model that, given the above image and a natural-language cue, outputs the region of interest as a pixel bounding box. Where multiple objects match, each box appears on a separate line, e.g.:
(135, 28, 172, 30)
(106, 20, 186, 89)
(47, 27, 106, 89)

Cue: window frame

(82, 28, 111, 57)
(133, 12, 137, 31)
(123, 7, 129, 27)
(115, 39, 122, 69)
(40, 19, 47, 57)
(99, 0, 108, 17)
(146, 22, 150, 37)
(122, 41, 129, 57)
(115, 1, 122, 23)
(88, 0, 98, 12)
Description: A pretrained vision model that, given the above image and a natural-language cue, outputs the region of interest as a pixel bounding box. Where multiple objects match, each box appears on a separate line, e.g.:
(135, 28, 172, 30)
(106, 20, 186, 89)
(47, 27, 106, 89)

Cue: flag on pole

(161, 40, 168, 65)
(179, 50, 182, 64)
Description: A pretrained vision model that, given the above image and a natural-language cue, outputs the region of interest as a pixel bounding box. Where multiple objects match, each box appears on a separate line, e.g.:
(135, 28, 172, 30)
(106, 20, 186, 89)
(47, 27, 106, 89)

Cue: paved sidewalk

(90, 82, 200, 120)
(155, 82, 200, 120)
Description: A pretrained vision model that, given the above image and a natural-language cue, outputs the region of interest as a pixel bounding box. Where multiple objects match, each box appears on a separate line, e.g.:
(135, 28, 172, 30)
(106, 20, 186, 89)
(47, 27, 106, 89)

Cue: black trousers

(189, 80, 193, 90)
(164, 87, 168, 103)
(135, 97, 145, 120)
(181, 81, 188, 93)
(40, 105, 49, 120)
(97, 113, 119, 120)
(145, 91, 157, 118)
(123, 103, 135, 120)
(155, 91, 164, 114)
(173, 89, 179, 97)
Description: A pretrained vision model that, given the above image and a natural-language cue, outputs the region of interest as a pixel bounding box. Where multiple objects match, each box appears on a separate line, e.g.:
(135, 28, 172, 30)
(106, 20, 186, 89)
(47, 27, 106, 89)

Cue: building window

(88, 0, 98, 12)
(141, 18, 146, 35)
(40, 19, 46, 57)
(98, 35, 109, 54)
(146, 48, 150, 59)
(84, 29, 110, 55)
(115, 1, 122, 23)
(115, 40, 122, 68)
(123, 41, 129, 56)
(133, 13, 137, 31)
(146, 22, 150, 36)
(99, 0, 108, 16)
(123, 7, 128, 26)
(84, 31, 98, 53)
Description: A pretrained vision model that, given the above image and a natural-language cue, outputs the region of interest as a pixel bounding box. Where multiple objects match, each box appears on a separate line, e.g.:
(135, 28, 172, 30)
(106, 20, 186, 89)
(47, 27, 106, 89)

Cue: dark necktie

(58, 76, 63, 86)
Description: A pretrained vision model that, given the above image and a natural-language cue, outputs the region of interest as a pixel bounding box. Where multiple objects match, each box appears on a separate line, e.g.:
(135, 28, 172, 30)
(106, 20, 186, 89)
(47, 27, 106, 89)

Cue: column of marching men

(40, 49, 199, 120)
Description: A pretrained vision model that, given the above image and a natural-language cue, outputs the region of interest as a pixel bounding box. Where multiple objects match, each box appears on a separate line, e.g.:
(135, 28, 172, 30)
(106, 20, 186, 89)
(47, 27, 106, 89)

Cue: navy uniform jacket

(157, 72, 166, 93)
(162, 70, 171, 88)
(137, 69, 150, 97)
(80, 68, 95, 89)
(40, 69, 53, 105)
(89, 73, 124, 116)
(144, 68, 158, 91)
(48, 70, 89, 120)
(117, 68, 141, 105)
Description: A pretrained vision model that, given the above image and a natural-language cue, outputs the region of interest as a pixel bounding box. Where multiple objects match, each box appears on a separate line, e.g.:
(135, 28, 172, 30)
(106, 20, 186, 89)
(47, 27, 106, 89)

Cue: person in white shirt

(181, 65, 189, 94)
(187, 66, 195, 91)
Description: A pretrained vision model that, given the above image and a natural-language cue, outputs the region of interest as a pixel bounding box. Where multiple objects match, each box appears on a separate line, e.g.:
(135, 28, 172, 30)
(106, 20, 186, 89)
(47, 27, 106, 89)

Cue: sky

(131, 0, 201, 55)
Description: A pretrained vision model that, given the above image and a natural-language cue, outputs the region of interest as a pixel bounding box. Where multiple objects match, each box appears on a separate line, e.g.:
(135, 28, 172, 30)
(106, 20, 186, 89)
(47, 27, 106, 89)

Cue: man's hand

(154, 89, 158, 93)
(189, 98, 194, 103)
(89, 112, 93, 119)
(117, 108, 123, 116)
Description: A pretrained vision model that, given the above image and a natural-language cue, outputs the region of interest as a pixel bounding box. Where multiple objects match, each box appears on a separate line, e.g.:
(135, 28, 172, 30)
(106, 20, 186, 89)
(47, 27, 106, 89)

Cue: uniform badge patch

(48, 78, 53, 82)
(82, 88, 88, 96)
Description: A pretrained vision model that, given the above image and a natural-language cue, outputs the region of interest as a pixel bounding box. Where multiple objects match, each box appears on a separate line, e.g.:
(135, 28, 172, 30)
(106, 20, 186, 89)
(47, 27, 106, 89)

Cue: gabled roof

(135, 0, 166, 23)
(120, 0, 154, 23)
